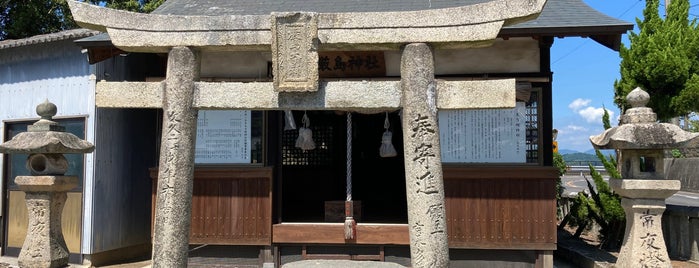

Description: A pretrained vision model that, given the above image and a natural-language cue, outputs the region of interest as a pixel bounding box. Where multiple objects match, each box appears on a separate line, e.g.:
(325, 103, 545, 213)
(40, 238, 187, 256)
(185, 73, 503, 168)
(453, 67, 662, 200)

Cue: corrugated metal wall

(90, 107, 159, 253)
(1, 39, 158, 257)
(85, 54, 159, 254)
(0, 39, 95, 257)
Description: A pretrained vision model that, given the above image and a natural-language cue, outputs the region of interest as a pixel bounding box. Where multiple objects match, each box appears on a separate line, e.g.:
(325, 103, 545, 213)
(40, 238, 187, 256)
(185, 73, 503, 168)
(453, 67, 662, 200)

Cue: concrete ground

(556, 228, 699, 268)
(0, 257, 579, 268)
(0, 249, 603, 268)
(1, 174, 695, 268)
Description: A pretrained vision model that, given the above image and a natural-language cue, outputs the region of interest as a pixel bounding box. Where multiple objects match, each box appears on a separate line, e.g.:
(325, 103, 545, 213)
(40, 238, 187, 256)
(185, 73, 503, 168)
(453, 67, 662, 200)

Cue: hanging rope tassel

(344, 112, 356, 240)
(344, 201, 356, 240)
(380, 111, 397, 158)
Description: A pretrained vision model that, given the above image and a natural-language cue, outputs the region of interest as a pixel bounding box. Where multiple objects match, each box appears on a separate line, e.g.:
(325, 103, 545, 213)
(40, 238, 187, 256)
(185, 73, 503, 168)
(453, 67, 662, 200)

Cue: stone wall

(665, 158, 699, 192)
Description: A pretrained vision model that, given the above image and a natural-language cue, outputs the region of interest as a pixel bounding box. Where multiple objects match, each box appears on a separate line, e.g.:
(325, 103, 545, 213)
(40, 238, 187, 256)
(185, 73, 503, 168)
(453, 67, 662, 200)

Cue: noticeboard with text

(195, 110, 251, 164)
(439, 102, 526, 163)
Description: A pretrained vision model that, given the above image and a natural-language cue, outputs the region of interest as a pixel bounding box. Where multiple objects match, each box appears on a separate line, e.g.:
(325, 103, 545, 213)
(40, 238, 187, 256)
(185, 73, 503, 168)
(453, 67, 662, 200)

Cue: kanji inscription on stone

(271, 12, 319, 92)
(401, 43, 449, 268)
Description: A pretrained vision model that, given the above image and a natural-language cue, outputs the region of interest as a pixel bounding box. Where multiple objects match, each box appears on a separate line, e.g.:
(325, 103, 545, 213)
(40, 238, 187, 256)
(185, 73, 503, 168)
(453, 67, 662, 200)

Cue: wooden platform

(273, 223, 409, 245)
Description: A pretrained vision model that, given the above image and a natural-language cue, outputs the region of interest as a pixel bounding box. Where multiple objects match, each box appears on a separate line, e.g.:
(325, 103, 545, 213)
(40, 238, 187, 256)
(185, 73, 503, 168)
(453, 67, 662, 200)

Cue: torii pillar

(152, 47, 200, 267)
(401, 43, 449, 267)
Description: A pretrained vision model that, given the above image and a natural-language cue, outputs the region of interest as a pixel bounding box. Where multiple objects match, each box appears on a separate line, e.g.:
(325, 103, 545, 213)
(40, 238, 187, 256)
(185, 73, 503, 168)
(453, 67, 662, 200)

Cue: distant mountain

(562, 153, 603, 166)
(562, 152, 598, 161)
(584, 149, 615, 156)
(558, 149, 615, 156)
(558, 149, 579, 155)
(561, 151, 615, 166)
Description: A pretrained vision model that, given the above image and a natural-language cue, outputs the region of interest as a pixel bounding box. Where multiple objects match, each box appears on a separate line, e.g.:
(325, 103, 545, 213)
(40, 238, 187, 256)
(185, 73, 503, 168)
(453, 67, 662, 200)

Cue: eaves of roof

(73, 32, 113, 48)
(501, 0, 633, 50)
(0, 29, 99, 50)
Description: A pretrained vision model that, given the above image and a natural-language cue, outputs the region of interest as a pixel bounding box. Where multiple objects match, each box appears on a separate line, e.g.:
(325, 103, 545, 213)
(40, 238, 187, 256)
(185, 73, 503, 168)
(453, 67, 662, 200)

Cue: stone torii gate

(68, 1, 547, 267)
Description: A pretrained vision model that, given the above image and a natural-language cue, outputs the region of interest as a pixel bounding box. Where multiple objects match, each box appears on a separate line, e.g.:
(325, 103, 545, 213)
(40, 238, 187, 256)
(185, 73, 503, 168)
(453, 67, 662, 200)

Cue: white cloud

(566, 125, 587, 132)
(578, 107, 615, 124)
(568, 98, 591, 111)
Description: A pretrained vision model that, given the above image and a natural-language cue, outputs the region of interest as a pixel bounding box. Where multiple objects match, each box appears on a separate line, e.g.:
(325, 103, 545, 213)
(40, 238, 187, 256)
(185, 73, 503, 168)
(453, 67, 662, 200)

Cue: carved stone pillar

(16, 176, 77, 268)
(400, 43, 449, 268)
(616, 197, 673, 267)
(152, 46, 200, 267)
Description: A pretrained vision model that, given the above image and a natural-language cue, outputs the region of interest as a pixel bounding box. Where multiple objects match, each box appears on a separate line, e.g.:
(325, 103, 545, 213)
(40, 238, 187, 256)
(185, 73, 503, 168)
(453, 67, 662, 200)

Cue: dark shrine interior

(280, 111, 408, 223)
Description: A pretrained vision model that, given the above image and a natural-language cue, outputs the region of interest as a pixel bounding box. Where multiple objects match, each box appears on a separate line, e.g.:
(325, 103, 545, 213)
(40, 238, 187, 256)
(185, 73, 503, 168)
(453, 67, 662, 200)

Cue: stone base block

(616, 198, 672, 268)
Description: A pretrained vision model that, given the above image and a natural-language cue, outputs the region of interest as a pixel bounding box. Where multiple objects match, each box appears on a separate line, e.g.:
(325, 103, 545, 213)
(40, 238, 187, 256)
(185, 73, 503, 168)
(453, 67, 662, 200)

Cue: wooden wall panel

(443, 166, 558, 250)
(151, 166, 273, 245)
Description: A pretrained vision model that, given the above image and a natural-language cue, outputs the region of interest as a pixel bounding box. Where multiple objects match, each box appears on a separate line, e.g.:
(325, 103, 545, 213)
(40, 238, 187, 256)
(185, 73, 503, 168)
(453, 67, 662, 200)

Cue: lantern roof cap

(0, 100, 94, 154)
(590, 88, 699, 150)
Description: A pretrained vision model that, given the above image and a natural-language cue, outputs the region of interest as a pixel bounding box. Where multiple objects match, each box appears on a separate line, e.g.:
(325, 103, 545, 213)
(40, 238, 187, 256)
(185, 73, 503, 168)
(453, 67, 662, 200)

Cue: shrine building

(0, 0, 632, 267)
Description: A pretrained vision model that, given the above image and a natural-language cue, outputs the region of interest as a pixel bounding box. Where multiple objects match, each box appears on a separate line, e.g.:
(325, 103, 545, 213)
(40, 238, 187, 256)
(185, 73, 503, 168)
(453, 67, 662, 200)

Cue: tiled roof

(76, 0, 633, 50)
(151, 0, 632, 50)
(152, 0, 632, 32)
(503, 0, 633, 50)
(506, 0, 631, 32)
(0, 28, 99, 50)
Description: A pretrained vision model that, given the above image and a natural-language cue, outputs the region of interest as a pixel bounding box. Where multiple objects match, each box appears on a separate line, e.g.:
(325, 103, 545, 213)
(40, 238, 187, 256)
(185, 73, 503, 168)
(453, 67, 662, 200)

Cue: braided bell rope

(346, 112, 352, 201)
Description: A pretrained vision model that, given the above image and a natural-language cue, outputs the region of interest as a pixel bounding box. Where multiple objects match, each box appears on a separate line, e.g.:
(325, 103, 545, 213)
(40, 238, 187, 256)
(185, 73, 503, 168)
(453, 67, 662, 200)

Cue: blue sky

(551, 0, 699, 152)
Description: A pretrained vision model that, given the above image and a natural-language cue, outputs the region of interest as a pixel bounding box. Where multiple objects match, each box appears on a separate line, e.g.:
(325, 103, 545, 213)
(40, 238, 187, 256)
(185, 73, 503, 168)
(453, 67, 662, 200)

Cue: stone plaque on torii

(67, 1, 547, 267)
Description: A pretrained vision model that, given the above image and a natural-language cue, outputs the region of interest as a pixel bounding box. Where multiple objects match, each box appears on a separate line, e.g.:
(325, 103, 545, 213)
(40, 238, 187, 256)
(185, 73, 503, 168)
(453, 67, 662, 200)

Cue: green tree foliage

(614, 0, 699, 120)
(0, 0, 77, 40)
(553, 152, 567, 177)
(602, 105, 612, 130)
(560, 105, 625, 249)
(0, 0, 164, 40)
(597, 149, 621, 179)
(102, 0, 164, 13)
(561, 151, 624, 250)
(553, 152, 567, 216)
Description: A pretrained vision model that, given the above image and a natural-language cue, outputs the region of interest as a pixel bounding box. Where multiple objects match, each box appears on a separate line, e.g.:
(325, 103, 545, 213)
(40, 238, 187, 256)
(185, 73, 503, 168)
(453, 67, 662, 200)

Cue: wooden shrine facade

(148, 165, 557, 250)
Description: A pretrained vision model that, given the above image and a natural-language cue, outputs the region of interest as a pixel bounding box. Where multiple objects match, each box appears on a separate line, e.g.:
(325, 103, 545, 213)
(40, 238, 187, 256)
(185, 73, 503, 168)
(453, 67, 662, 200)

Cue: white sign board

(439, 102, 526, 163)
(195, 110, 251, 164)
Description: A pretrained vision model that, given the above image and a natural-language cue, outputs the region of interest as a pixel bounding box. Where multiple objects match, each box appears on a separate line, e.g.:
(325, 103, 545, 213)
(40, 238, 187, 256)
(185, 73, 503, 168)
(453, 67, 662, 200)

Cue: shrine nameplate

(319, 51, 386, 78)
(272, 12, 319, 92)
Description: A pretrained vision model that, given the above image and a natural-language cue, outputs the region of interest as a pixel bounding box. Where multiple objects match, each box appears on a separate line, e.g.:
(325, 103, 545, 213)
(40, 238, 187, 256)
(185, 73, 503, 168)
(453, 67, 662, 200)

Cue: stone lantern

(0, 100, 94, 268)
(590, 88, 699, 268)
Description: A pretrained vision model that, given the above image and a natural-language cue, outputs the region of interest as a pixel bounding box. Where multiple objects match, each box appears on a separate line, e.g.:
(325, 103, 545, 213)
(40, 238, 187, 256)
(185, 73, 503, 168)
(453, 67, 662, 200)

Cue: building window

(4, 118, 86, 191)
(525, 90, 539, 164)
